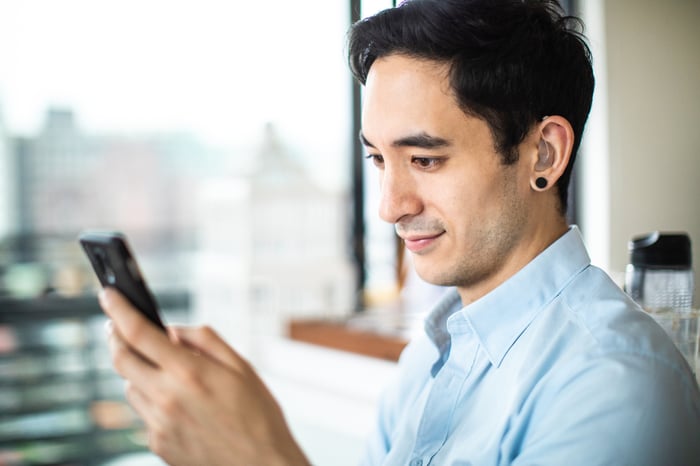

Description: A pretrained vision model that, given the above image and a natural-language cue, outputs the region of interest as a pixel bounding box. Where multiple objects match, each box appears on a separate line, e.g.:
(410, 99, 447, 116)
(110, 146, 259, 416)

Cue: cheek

(438, 177, 494, 217)
(434, 170, 517, 236)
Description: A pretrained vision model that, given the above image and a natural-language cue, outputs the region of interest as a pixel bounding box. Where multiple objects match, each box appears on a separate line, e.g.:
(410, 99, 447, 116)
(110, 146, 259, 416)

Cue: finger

(108, 324, 161, 384)
(170, 325, 249, 372)
(124, 380, 155, 422)
(99, 288, 187, 371)
(123, 382, 175, 454)
(124, 380, 152, 425)
(108, 330, 194, 439)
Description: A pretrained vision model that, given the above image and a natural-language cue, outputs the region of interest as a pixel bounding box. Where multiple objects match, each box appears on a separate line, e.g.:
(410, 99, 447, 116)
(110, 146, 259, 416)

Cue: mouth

(401, 231, 445, 253)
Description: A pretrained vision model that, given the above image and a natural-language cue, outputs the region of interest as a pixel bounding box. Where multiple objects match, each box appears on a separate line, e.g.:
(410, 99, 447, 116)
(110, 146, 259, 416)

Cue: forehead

(361, 54, 475, 143)
(363, 54, 453, 112)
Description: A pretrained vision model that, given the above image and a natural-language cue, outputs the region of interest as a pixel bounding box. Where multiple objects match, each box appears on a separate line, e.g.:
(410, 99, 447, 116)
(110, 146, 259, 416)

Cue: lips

(401, 231, 445, 253)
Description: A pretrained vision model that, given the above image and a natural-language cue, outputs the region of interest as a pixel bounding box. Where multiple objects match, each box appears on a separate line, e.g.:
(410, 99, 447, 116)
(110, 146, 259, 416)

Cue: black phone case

(79, 231, 165, 330)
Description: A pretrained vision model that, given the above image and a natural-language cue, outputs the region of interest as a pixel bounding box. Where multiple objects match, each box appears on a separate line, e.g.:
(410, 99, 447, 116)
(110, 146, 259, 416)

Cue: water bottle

(625, 231, 694, 312)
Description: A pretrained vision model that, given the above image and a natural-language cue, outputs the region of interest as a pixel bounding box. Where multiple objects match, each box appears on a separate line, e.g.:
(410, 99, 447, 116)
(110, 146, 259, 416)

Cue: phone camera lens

(95, 248, 116, 285)
(104, 267, 116, 285)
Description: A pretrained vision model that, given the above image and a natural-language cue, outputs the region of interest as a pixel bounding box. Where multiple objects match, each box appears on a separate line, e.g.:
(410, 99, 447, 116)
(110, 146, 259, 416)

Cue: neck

(456, 214, 569, 306)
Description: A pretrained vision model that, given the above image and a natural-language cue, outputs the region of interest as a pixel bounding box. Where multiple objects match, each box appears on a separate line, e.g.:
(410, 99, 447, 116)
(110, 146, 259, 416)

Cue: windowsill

(287, 309, 419, 362)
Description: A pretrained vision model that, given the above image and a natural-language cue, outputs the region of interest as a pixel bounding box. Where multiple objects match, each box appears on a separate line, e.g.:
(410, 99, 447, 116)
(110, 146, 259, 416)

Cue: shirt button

(410, 459, 423, 466)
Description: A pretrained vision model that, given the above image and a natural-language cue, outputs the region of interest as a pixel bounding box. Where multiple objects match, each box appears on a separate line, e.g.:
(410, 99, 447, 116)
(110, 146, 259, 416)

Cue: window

(0, 1, 356, 314)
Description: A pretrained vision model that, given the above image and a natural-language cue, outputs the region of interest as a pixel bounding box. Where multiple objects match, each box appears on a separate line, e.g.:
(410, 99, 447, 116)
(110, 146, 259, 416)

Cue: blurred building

(1, 107, 221, 296)
(1, 108, 356, 347)
(11, 108, 208, 241)
(0, 107, 15, 240)
(194, 124, 356, 356)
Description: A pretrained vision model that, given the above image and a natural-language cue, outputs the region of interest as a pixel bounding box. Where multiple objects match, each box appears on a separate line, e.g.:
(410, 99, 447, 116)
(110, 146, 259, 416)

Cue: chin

(413, 264, 453, 288)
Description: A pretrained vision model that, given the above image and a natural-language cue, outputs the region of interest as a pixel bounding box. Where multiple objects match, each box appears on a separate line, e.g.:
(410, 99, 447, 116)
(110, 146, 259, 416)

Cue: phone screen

(79, 231, 166, 331)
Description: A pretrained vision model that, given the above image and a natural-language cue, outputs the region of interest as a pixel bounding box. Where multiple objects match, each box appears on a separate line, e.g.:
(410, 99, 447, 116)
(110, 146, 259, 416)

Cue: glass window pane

(0, 1, 355, 317)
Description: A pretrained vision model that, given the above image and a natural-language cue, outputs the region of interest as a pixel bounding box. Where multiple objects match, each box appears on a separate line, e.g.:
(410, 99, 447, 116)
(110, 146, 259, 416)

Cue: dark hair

(347, 0, 594, 212)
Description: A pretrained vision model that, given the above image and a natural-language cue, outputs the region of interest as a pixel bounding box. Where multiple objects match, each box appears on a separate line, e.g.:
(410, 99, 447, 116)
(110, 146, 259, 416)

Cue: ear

(529, 115, 574, 192)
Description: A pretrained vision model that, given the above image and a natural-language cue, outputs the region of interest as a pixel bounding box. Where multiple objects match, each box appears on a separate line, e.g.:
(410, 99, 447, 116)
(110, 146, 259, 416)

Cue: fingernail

(104, 319, 113, 335)
(98, 289, 110, 308)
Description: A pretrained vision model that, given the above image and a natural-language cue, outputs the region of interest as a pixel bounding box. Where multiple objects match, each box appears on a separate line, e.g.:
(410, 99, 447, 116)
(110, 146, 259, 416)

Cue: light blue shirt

(363, 227, 700, 465)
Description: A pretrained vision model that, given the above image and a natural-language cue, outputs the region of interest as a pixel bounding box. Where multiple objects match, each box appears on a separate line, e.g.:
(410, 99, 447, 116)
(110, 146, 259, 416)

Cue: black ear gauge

(535, 177, 548, 189)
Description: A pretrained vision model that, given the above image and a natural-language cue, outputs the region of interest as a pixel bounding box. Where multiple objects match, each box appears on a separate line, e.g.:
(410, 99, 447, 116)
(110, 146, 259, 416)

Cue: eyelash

(365, 154, 444, 171)
(365, 154, 384, 167)
(412, 157, 443, 169)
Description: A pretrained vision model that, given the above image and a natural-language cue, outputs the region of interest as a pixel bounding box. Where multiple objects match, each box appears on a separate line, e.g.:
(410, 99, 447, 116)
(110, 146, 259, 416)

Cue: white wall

(258, 338, 398, 466)
(580, 0, 700, 304)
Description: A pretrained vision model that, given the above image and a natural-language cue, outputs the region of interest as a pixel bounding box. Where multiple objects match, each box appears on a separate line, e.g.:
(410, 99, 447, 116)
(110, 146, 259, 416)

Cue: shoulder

(542, 264, 699, 397)
(563, 266, 693, 376)
(512, 265, 700, 464)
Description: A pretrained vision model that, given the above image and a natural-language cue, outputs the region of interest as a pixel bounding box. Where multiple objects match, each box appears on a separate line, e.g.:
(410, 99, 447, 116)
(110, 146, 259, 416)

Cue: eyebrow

(359, 130, 451, 150)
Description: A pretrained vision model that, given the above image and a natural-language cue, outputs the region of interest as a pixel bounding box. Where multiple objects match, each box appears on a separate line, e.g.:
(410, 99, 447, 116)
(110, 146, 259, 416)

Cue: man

(100, 0, 700, 464)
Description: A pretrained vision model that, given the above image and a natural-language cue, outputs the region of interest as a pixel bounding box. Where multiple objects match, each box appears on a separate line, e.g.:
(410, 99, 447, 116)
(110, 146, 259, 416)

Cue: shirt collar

(424, 288, 462, 359)
(424, 226, 591, 368)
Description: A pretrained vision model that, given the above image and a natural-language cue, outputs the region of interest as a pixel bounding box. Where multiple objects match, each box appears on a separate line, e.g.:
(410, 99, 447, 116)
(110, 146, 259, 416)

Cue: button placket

(411, 320, 479, 463)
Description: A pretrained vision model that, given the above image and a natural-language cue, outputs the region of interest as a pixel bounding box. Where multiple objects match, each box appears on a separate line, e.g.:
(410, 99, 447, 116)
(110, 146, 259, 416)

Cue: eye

(365, 154, 385, 168)
(412, 156, 443, 170)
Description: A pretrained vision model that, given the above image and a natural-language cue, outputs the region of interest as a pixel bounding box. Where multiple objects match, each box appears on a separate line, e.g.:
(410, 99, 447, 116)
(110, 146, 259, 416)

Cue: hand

(99, 288, 310, 466)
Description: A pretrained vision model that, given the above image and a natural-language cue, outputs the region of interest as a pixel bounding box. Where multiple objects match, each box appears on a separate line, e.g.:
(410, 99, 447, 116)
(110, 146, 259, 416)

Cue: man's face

(361, 54, 535, 301)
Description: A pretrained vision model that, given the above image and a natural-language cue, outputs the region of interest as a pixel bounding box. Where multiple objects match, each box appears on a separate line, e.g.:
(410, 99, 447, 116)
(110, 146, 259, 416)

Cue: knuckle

(178, 365, 207, 395)
(199, 325, 217, 338)
(157, 391, 181, 417)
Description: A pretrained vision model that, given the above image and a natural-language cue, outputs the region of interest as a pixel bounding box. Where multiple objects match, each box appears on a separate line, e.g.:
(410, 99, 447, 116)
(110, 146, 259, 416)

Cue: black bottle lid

(628, 231, 692, 268)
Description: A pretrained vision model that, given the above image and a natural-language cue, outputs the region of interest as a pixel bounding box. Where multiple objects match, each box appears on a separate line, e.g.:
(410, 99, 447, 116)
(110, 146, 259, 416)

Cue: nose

(378, 166, 422, 224)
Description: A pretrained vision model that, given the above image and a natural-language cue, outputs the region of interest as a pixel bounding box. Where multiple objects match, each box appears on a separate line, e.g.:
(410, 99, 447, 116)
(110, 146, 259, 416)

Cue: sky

(0, 0, 353, 188)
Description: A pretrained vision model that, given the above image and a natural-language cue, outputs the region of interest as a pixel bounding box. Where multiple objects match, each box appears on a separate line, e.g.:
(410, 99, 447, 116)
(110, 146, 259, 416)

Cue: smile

(401, 232, 445, 253)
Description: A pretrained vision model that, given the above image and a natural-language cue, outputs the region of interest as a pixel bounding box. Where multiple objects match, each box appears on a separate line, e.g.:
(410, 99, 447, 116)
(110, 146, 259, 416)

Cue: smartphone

(79, 230, 166, 331)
